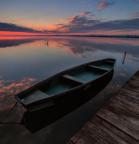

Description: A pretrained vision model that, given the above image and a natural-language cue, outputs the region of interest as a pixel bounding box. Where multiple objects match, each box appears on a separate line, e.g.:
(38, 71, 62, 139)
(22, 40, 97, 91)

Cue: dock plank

(68, 71, 139, 144)
(97, 80, 139, 140)
(69, 116, 138, 144)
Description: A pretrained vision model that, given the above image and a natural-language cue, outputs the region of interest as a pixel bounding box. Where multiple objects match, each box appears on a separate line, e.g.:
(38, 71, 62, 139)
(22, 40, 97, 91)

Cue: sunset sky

(0, 0, 139, 35)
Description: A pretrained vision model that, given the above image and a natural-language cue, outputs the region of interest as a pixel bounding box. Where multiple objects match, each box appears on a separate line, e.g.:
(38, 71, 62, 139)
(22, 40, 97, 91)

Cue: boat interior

(19, 59, 115, 106)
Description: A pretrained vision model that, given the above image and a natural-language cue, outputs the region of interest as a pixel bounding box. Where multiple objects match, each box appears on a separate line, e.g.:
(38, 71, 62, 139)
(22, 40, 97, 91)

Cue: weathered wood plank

(119, 89, 139, 101)
(124, 79, 139, 93)
(68, 71, 139, 144)
(97, 80, 139, 140)
(70, 116, 137, 144)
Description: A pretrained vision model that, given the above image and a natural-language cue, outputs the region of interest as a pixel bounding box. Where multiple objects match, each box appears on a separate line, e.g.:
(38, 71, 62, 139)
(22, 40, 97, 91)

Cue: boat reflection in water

(21, 59, 115, 133)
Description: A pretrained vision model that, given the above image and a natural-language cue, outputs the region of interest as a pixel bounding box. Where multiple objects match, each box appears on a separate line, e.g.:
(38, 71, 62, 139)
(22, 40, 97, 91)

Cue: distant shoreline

(1, 34, 139, 39)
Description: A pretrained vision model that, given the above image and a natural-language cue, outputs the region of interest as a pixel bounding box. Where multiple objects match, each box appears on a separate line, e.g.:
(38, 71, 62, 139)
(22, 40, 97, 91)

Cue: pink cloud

(45, 12, 139, 35)
(45, 11, 99, 33)
(97, 0, 114, 10)
(79, 11, 95, 17)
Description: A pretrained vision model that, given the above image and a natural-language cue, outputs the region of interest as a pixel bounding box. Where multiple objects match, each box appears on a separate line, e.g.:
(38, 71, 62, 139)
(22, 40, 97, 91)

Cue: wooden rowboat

(16, 58, 115, 112)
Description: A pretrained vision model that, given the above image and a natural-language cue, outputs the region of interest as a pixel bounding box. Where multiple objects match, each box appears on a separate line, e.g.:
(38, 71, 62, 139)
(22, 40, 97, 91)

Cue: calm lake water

(0, 36, 139, 144)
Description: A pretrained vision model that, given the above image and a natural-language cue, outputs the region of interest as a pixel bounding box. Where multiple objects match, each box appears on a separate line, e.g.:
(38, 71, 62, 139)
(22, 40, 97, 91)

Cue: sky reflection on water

(0, 36, 139, 108)
(0, 36, 139, 144)
(0, 37, 139, 81)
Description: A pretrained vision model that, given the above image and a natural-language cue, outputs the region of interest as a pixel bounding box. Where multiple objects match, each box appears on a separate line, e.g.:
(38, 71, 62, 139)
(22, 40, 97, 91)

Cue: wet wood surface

(68, 71, 139, 144)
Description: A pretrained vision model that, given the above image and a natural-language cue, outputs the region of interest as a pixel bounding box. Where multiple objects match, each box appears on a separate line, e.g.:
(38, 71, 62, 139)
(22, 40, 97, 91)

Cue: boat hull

(16, 58, 115, 111)
(22, 69, 114, 132)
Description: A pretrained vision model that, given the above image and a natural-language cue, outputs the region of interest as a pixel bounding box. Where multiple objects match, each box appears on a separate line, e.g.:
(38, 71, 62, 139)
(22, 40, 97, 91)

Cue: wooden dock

(68, 71, 139, 144)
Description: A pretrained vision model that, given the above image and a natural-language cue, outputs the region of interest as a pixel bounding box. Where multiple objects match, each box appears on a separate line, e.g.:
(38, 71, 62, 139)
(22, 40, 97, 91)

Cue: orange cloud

(46, 24, 59, 30)
(22, 23, 48, 31)
(45, 24, 69, 33)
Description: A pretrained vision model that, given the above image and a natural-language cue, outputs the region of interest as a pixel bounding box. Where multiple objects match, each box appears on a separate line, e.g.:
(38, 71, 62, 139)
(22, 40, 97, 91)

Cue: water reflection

(0, 36, 139, 144)
(0, 78, 36, 111)
(1, 37, 139, 59)
(0, 39, 37, 48)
